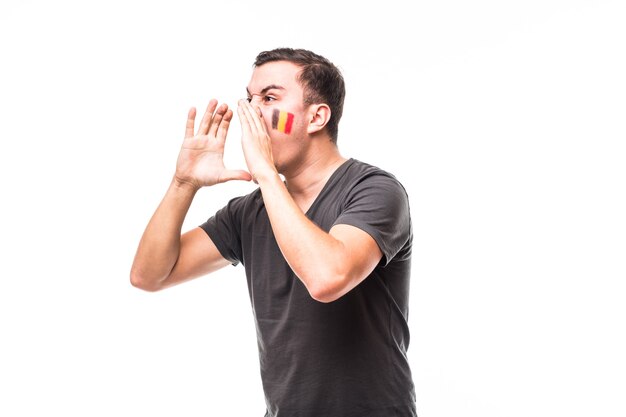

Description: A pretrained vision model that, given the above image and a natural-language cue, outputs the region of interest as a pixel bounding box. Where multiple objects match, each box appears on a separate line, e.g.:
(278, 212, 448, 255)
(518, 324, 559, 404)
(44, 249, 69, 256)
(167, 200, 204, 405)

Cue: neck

(283, 146, 347, 203)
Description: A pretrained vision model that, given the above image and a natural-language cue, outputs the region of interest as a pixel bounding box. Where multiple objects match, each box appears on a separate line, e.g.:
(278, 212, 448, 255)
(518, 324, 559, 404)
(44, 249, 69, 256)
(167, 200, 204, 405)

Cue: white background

(1, 0, 624, 415)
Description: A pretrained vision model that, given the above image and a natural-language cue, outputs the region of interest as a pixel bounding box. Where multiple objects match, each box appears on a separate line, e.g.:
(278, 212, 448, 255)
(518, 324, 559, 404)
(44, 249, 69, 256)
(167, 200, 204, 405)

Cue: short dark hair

(254, 48, 345, 144)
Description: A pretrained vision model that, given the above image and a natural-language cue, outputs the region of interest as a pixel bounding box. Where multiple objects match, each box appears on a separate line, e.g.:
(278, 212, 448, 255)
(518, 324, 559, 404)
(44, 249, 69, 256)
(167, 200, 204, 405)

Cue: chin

(272, 147, 303, 176)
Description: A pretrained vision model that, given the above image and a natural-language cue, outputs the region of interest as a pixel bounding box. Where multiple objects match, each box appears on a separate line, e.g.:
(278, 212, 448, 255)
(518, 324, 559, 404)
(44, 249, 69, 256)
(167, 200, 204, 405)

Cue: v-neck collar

(303, 158, 354, 216)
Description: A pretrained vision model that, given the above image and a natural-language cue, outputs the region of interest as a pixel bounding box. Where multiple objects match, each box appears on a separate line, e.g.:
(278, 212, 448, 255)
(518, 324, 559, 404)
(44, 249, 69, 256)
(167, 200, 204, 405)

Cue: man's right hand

(174, 99, 252, 190)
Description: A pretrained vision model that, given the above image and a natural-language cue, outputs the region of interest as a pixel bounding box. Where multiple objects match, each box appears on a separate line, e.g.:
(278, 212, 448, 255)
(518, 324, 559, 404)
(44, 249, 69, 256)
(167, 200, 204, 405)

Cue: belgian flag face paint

(271, 109, 295, 134)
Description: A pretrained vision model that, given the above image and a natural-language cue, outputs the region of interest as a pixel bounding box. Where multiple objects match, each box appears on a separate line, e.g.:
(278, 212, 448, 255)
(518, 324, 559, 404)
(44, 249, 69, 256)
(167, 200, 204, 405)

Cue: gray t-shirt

(201, 159, 416, 417)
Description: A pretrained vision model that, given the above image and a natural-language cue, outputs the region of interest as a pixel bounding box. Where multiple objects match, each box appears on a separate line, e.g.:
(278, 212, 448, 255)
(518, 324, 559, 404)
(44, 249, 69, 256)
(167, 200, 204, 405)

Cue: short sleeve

(333, 174, 412, 266)
(199, 196, 245, 266)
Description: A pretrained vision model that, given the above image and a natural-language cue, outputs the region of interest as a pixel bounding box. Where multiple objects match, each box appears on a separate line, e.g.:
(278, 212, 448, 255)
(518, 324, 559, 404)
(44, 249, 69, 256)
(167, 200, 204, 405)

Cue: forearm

(130, 178, 199, 290)
(256, 173, 346, 300)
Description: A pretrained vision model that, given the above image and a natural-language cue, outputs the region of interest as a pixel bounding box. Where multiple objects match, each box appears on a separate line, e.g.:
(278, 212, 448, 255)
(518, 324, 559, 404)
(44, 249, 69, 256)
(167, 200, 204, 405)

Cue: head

(252, 48, 345, 144)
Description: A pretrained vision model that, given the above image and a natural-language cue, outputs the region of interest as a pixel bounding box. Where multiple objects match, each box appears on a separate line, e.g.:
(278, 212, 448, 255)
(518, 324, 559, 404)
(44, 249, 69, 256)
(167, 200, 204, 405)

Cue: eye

(246, 97, 252, 103)
(263, 96, 276, 102)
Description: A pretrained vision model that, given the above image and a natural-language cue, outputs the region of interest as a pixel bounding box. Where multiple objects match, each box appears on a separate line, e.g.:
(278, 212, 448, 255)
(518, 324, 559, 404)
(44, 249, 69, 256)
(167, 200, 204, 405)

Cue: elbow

(309, 290, 341, 304)
(306, 273, 348, 304)
(130, 268, 163, 292)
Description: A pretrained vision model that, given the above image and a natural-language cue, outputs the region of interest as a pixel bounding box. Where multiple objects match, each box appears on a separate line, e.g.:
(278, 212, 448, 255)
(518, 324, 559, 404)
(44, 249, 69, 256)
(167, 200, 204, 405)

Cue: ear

(306, 104, 331, 135)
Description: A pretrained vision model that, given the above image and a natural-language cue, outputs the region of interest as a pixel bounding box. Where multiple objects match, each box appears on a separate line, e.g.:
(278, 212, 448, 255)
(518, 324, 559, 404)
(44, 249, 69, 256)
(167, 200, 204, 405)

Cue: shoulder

(204, 187, 264, 232)
(332, 160, 412, 265)
(340, 159, 410, 204)
(344, 159, 407, 185)
(221, 187, 264, 215)
(200, 187, 264, 264)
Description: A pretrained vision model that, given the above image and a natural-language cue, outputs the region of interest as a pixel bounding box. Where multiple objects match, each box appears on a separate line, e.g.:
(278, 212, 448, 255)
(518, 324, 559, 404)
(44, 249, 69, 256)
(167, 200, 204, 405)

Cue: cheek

(269, 108, 296, 135)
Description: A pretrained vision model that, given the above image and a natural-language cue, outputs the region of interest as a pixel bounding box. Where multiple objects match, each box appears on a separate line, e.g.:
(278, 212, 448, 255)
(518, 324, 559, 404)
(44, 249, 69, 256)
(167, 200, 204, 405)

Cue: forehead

(247, 61, 303, 93)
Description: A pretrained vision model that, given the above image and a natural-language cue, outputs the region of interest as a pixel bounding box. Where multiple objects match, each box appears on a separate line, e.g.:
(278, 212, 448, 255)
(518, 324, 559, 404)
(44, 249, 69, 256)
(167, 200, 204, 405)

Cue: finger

(197, 99, 218, 136)
(254, 106, 269, 134)
(185, 107, 196, 139)
(239, 99, 263, 140)
(216, 109, 233, 142)
(242, 100, 266, 135)
(256, 106, 270, 135)
(208, 103, 228, 138)
(237, 100, 252, 135)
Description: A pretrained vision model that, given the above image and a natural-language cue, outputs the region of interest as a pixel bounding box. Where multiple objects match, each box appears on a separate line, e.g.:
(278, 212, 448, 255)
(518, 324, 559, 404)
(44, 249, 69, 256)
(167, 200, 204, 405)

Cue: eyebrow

(246, 84, 286, 96)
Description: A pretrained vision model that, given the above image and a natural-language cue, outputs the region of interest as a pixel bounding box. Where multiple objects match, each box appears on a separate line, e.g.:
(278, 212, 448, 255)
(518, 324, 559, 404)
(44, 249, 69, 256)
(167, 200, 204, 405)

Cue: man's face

(246, 61, 308, 170)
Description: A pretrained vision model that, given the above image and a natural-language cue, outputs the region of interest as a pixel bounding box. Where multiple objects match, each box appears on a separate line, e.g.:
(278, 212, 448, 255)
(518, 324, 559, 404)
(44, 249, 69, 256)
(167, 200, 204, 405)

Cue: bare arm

(130, 100, 251, 291)
(129, 181, 231, 291)
(255, 173, 382, 302)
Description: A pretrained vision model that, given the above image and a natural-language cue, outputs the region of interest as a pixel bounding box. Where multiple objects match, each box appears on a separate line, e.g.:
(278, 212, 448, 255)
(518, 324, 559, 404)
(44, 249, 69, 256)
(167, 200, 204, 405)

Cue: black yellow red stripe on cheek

(271, 109, 295, 134)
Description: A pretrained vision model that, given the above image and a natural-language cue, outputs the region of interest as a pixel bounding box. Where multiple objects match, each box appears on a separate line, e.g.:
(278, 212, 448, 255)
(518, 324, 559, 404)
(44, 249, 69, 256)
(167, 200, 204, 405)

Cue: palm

(177, 135, 227, 186)
(175, 100, 251, 189)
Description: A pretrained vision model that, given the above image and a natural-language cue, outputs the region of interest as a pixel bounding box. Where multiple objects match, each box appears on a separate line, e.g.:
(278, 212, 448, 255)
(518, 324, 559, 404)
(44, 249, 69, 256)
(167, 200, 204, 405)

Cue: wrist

(171, 176, 201, 194)
(253, 168, 281, 186)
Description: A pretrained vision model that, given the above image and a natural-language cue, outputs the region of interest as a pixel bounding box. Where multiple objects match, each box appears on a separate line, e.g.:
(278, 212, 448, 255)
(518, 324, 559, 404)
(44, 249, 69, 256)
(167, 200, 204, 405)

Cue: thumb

(218, 169, 253, 184)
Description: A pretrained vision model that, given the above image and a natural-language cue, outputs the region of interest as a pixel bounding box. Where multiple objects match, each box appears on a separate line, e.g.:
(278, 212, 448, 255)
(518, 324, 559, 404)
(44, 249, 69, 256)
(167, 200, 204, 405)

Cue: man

(131, 48, 416, 416)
